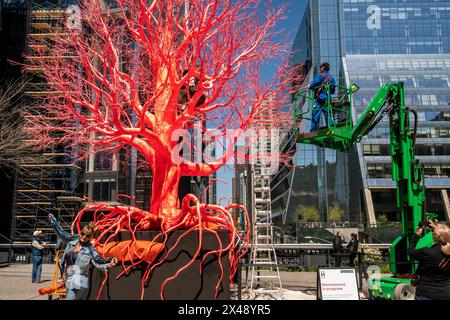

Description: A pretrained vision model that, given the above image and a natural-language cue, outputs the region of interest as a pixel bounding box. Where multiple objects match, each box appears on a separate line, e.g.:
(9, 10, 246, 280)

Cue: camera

(418, 220, 427, 228)
(418, 219, 437, 232)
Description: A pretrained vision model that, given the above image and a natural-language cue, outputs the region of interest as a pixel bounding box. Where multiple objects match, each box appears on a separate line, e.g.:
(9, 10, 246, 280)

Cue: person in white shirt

(31, 230, 46, 283)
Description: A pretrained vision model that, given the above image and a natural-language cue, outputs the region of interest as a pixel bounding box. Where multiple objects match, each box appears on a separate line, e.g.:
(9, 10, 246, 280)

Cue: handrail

(0, 233, 14, 263)
(266, 243, 391, 250)
(0, 243, 57, 249)
(0, 242, 390, 251)
(293, 82, 357, 136)
(0, 233, 12, 244)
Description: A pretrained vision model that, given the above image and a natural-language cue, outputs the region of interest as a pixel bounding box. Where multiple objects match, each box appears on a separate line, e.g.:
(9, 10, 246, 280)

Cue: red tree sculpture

(25, 0, 297, 299)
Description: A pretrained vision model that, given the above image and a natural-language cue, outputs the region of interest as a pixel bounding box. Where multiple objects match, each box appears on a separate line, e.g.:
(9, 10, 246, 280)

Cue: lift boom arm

(297, 82, 432, 276)
(345, 83, 429, 274)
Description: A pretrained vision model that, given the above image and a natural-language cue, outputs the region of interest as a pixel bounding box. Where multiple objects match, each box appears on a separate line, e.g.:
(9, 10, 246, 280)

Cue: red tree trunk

(150, 159, 182, 224)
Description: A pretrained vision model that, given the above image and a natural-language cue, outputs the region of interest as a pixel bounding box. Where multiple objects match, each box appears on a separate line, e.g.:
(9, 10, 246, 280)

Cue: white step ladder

(248, 170, 284, 300)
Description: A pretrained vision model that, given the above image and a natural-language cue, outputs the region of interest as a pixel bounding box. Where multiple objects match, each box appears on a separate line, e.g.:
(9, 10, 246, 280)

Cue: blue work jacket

(308, 72, 336, 103)
(49, 215, 112, 290)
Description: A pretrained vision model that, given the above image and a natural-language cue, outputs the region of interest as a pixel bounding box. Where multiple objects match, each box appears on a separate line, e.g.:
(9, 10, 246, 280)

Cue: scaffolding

(13, 153, 82, 242)
(11, 1, 80, 245)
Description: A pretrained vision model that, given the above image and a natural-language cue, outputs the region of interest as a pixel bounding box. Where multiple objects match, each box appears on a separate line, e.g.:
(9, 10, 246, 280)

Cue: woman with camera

(408, 221, 450, 300)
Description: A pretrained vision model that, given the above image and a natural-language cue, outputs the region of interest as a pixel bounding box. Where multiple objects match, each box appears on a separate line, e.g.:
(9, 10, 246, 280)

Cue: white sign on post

(317, 268, 360, 300)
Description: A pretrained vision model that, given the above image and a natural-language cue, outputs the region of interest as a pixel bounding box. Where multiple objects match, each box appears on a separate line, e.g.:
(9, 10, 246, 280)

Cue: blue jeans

(32, 255, 43, 282)
(415, 295, 431, 300)
(310, 100, 334, 132)
(65, 288, 89, 300)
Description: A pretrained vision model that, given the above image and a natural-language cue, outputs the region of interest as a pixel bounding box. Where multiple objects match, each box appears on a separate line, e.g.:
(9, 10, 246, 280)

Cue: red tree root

(71, 194, 250, 300)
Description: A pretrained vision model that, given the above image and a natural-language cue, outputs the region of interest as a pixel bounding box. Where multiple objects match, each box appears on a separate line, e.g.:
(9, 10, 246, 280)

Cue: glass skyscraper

(275, 0, 450, 228)
(341, 0, 450, 224)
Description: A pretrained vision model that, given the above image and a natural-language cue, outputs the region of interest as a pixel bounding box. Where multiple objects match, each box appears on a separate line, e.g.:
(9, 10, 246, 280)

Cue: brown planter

(87, 230, 231, 300)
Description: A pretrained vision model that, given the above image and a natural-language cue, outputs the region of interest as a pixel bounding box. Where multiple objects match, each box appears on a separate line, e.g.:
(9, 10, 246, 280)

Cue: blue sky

(260, 0, 308, 83)
(215, 0, 308, 206)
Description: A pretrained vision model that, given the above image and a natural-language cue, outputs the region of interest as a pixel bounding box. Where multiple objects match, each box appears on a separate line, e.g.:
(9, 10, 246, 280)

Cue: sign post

(317, 268, 360, 300)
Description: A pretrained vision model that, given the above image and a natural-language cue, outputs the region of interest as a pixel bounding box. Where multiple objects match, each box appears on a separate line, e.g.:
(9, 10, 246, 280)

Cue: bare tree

(0, 78, 32, 170)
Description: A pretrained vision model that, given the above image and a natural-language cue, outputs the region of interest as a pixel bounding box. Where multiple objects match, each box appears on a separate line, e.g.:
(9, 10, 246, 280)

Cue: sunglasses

(80, 232, 92, 238)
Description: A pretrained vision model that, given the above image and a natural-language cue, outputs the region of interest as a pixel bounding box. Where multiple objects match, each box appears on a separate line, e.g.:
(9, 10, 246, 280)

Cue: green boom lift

(293, 81, 437, 300)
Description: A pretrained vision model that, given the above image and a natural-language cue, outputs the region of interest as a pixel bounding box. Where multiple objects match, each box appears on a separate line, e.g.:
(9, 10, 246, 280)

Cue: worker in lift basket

(308, 62, 336, 132)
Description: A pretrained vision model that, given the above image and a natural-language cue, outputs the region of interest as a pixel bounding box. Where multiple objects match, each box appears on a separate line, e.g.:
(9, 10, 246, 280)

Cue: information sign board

(317, 268, 360, 300)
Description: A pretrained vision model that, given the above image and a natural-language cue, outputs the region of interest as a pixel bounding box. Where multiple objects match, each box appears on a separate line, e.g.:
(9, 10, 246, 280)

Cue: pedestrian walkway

(239, 271, 367, 300)
(0, 264, 365, 300)
(0, 264, 53, 300)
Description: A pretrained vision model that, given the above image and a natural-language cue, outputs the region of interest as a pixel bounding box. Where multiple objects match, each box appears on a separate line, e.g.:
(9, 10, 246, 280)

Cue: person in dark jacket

(408, 222, 450, 300)
(308, 62, 336, 132)
(332, 230, 344, 267)
(31, 230, 46, 283)
(55, 237, 67, 280)
(347, 233, 359, 267)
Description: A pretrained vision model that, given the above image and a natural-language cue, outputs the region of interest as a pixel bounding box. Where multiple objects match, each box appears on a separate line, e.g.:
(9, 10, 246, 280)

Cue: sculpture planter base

(87, 230, 230, 300)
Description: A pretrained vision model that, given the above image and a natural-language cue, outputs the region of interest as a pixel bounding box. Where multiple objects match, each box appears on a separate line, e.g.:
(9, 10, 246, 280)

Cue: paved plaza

(0, 263, 54, 300)
(0, 264, 365, 300)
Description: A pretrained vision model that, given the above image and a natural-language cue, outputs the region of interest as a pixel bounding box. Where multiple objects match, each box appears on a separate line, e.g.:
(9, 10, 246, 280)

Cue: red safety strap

(315, 73, 332, 98)
(321, 73, 332, 83)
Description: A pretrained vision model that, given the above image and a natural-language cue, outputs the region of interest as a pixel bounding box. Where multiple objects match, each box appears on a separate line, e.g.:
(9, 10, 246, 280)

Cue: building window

(364, 144, 379, 156)
(425, 190, 445, 217)
(424, 165, 441, 178)
(415, 144, 447, 156)
(423, 165, 450, 178)
(272, 180, 289, 200)
(367, 164, 392, 179)
(415, 128, 450, 138)
(94, 152, 113, 171)
(92, 180, 116, 201)
(367, 165, 383, 179)
(363, 144, 389, 156)
(437, 128, 450, 138)
(442, 166, 450, 178)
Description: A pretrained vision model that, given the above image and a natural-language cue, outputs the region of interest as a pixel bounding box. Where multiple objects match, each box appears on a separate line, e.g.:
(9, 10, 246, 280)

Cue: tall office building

(272, 1, 349, 227)
(274, 0, 450, 229)
(0, 0, 30, 242)
(341, 1, 450, 224)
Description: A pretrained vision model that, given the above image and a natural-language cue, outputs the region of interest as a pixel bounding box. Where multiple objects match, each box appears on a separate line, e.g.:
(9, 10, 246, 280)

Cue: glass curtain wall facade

(310, 0, 351, 223)
(341, 0, 450, 223)
(343, 54, 450, 223)
(271, 2, 313, 226)
(274, 1, 353, 228)
(282, 0, 450, 228)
